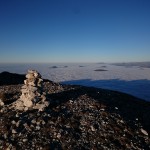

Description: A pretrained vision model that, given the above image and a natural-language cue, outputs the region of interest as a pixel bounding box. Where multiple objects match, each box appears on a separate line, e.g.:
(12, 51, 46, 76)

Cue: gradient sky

(0, 0, 150, 63)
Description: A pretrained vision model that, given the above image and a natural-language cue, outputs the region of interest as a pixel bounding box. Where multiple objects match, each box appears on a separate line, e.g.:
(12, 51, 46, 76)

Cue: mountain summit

(0, 71, 150, 149)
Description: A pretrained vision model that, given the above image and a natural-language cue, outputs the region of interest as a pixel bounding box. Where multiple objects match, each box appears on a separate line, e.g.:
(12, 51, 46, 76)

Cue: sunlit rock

(12, 70, 49, 111)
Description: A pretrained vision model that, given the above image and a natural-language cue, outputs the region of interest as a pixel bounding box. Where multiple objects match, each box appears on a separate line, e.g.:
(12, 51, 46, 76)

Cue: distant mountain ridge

(0, 71, 25, 85)
(112, 62, 150, 68)
(0, 71, 50, 86)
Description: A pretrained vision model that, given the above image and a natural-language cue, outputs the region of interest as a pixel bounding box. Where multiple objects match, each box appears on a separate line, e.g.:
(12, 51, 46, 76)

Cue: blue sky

(0, 0, 150, 63)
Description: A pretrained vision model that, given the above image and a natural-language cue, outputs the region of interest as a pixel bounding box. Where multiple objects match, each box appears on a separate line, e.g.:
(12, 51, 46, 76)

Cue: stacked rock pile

(12, 70, 49, 111)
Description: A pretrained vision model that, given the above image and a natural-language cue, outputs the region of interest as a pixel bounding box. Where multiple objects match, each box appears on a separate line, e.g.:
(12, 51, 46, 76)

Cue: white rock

(31, 119, 36, 124)
(38, 78, 43, 83)
(28, 91, 36, 97)
(42, 120, 45, 125)
(23, 99, 33, 107)
(41, 95, 46, 101)
(57, 133, 61, 139)
(34, 72, 41, 78)
(24, 107, 28, 111)
(91, 125, 96, 131)
(24, 79, 27, 85)
(22, 139, 28, 142)
(45, 101, 50, 106)
(28, 81, 36, 86)
(69, 100, 73, 103)
(140, 128, 148, 136)
(15, 114, 19, 117)
(0, 99, 4, 106)
(6, 147, 11, 150)
(12, 129, 17, 134)
(11, 120, 16, 125)
(4, 133, 7, 139)
(36, 126, 40, 130)
(120, 120, 124, 124)
(21, 88, 29, 93)
(28, 86, 38, 92)
(0, 109, 3, 112)
(16, 121, 20, 127)
(26, 73, 34, 79)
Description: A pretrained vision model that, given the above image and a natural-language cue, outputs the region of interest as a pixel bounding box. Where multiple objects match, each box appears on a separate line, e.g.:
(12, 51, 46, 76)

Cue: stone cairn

(13, 70, 49, 111)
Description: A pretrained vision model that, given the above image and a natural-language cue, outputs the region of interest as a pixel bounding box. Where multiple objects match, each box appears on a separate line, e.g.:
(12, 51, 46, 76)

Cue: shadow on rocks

(48, 85, 150, 135)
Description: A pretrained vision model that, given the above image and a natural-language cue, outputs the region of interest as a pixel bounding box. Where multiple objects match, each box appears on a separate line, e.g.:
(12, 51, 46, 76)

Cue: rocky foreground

(0, 71, 150, 150)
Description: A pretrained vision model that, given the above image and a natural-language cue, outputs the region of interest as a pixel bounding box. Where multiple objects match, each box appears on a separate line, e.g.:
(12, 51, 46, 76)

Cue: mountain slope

(0, 72, 150, 149)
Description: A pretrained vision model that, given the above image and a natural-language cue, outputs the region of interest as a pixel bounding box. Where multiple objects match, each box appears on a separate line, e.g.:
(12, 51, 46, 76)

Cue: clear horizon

(0, 0, 150, 63)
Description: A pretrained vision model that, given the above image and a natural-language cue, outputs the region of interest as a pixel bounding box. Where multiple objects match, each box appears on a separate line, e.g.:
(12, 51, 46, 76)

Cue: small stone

(24, 107, 29, 111)
(26, 73, 34, 79)
(3, 134, 7, 139)
(41, 95, 46, 101)
(36, 121, 40, 125)
(28, 81, 36, 87)
(34, 72, 40, 78)
(0, 99, 4, 106)
(22, 139, 28, 142)
(16, 121, 20, 127)
(28, 86, 38, 92)
(140, 128, 148, 136)
(42, 120, 45, 125)
(15, 114, 19, 117)
(24, 100, 33, 107)
(36, 126, 40, 130)
(31, 119, 36, 124)
(120, 120, 124, 124)
(69, 100, 73, 103)
(12, 129, 17, 134)
(23, 123, 28, 127)
(57, 133, 61, 139)
(91, 125, 96, 132)
(11, 120, 16, 125)
(6, 147, 11, 150)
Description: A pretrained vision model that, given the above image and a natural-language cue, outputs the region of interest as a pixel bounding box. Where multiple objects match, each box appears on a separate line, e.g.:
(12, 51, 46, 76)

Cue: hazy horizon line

(0, 61, 150, 64)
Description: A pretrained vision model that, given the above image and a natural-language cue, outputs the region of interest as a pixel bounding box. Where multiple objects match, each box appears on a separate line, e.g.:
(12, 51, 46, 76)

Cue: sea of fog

(0, 63, 150, 101)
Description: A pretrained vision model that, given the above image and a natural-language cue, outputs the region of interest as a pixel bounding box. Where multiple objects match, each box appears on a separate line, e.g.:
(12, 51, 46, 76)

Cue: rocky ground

(0, 72, 150, 150)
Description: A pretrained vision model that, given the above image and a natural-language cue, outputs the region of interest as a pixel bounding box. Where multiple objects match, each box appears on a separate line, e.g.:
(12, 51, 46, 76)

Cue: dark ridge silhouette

(112, 62, 150, 68)
(94, 69, 108, 71)
(49, 66, 58, 69)
(62, 79, 150, 101)
(0, 71, 25, 86)
(0, 71, 52, 86)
